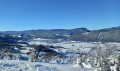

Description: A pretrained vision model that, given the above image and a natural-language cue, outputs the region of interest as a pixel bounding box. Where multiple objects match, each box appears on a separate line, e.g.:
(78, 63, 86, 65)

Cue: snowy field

(0, 60, 94, 71)
(29, 39, 98, 54)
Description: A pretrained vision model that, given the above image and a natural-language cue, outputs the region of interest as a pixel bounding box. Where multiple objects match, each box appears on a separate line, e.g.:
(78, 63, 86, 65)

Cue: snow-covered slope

(0, 60, 94, 71)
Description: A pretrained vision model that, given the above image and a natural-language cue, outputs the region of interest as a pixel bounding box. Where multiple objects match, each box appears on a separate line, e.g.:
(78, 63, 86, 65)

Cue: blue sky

(0, 0, 120, 31)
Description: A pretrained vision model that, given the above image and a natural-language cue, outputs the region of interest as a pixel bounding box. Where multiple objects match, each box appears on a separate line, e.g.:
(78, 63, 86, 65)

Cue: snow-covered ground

(29, 39, 97, 54)
(29, 38, 120, 54)
(1, 38, 120, 71)
(0, 60, 94, 71)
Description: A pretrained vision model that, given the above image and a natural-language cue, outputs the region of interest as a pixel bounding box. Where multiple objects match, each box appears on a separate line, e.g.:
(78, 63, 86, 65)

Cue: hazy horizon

(0, 26, 120, 32)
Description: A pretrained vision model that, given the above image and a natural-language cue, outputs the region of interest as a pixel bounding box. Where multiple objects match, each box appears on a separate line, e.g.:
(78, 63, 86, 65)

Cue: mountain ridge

(0, 26, 120, 42)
